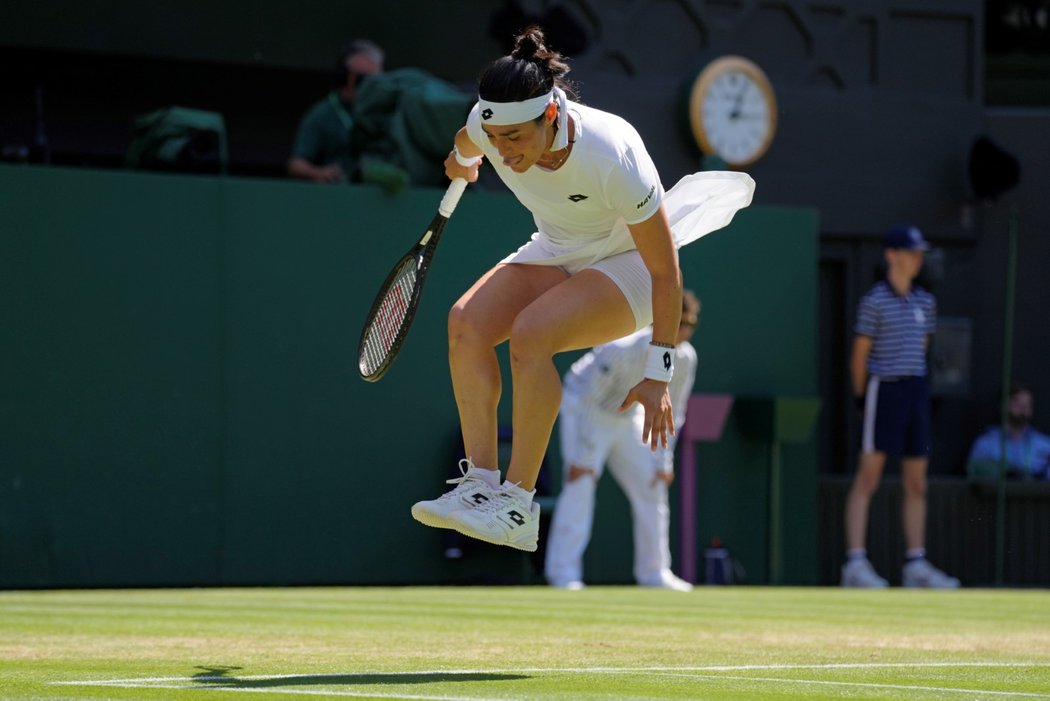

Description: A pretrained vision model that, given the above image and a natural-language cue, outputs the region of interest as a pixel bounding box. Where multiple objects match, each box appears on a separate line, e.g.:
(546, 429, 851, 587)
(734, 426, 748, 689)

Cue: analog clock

(688, 55, 777, 167)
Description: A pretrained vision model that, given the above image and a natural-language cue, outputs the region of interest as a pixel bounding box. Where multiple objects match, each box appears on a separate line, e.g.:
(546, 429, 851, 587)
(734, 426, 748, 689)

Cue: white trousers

(544, 392, 672, 585)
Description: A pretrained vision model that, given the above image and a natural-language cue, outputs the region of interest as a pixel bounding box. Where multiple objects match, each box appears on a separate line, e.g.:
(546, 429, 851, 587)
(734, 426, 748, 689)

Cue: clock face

(689, 56, 777, 167)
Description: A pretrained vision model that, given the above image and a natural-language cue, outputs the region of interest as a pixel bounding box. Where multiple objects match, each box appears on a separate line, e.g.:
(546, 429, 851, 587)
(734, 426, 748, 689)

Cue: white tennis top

(467, 100, 661, 258)
(466, 99, 756, 269)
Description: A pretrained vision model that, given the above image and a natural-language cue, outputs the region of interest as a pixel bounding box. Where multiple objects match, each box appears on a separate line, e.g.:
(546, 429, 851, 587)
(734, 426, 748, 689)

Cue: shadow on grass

(191, 666, 527, 688)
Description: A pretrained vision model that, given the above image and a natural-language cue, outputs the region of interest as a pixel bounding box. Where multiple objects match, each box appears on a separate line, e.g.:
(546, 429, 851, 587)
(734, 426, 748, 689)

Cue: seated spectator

(350, 68, 473, 189)
(967, 383, 1050, 480)
(287, 40, 386, 185)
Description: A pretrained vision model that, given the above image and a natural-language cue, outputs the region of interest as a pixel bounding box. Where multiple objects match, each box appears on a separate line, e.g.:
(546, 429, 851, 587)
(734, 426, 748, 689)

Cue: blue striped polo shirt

(855, 280, 937, 377)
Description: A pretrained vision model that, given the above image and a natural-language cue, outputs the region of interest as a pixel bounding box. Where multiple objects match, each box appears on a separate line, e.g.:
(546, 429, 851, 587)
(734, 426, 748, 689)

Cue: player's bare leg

(413, 263, 568, 536)
(504, 269, 636, 489)
(900, 457, 957, 587)
(841, 451, 889, 586)
(449, 269, 634, 551)
(900, 456, 928, 551)
(845, 450, 886, 551)
(447, 263, 568, 470)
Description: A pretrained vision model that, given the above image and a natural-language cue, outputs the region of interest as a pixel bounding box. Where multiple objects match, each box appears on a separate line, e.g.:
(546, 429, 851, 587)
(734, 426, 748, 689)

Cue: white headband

(477, 87, 570, 150)
(478, 90, 551, 125)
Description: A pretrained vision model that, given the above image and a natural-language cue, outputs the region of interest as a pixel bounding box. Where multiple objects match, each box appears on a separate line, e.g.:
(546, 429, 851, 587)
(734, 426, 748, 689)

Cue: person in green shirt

(287, 40, 384, 184)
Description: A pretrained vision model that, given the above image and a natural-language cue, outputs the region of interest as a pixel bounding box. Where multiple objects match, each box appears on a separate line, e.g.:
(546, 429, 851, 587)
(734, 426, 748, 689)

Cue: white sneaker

(549, 579, 585, 590)
(902, 559, 960, 588)
(411, 459, 496, 530)
(841, 558, 889, 588)
(638, 572, 693, 592)
(448, 485, 540, 552)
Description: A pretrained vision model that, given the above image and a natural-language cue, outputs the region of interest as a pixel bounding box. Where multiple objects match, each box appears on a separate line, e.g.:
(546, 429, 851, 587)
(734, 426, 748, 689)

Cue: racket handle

(438, 178, 468, 219)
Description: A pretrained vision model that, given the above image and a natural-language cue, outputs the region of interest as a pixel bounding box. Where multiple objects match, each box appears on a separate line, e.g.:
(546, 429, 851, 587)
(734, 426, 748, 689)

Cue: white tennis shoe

(902, 559, 960, 588)
(411, 459, 497, 530)
(638, 571, 694, 592)
(840, 558, 889, 588)
(449, 484, 540, 552)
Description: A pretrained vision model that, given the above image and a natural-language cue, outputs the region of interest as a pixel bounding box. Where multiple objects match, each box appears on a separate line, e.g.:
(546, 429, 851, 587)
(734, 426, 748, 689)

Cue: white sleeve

(464, 103, 489, 154)
(604, 145, 664, 225)
(670, 343, 698, 430)
(585, 332, 650, 412)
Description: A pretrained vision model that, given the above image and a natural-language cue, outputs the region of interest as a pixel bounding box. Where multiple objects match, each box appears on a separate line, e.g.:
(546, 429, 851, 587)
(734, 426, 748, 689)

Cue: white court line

(51, 661, 1050, 685)
(681, 673, 1050, 699)
(61, 685, 502, 701)
(51, 662, 1050, 699)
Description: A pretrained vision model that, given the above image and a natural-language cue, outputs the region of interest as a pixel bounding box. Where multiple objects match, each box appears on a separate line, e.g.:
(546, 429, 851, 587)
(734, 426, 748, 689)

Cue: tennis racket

(357, 178, 468, 382)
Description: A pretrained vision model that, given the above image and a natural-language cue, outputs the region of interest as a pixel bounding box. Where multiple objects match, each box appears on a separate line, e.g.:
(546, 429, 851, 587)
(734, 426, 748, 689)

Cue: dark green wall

(0, 165, 817, 587)
(0, 0, 502, 76)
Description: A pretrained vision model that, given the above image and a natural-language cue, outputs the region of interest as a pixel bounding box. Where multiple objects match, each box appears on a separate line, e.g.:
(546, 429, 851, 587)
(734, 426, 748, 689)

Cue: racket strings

(360, 261, 417, 375)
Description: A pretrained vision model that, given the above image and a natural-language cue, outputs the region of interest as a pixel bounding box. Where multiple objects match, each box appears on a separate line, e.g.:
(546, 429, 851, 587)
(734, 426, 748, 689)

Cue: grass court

(2, 585, 1048, 700)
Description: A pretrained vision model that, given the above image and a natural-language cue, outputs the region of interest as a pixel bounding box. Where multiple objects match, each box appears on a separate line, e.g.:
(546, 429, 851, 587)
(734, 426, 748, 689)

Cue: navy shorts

(861, 375, 931, 458)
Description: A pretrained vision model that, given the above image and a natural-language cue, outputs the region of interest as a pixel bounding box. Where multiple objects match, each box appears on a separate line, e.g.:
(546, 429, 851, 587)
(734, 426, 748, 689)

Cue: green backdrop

(0, 164, 818, 588)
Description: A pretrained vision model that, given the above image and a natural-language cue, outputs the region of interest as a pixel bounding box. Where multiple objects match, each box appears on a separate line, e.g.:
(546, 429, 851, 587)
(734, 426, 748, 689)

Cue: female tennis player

(411, 26, 753, 551)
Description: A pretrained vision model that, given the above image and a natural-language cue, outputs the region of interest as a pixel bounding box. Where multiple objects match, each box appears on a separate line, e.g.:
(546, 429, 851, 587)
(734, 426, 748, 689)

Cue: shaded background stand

(967, 135, 1022, 587)
(677, 394, 733, 583)
(995, 206, 1019, 586)
(738, 397, 822, 584)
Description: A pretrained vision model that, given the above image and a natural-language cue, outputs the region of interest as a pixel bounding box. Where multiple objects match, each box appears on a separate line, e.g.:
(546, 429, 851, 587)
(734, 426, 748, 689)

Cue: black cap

(883, 224, 929, 251)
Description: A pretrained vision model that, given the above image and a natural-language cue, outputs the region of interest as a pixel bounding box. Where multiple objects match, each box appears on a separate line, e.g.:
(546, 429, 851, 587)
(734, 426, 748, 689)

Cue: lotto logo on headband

(477, 90, 554, 125)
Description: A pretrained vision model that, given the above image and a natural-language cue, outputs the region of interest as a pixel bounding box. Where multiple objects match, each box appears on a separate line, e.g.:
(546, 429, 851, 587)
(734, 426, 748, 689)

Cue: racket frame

(357, 179, 468, 382)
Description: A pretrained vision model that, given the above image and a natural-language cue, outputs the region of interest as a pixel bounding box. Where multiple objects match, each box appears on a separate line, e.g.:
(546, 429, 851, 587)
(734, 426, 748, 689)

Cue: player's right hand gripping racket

(357, 178, 468, 382)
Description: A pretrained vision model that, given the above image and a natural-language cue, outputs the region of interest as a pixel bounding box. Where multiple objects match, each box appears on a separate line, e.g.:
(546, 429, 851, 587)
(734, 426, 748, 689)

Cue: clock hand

(729, 86, 747, 120)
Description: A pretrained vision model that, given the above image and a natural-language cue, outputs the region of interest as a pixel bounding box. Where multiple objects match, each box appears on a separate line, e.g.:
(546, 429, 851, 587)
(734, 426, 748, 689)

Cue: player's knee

(508, 311, 553, 363)
(902, 474, 927, 498)
(448, 302, 489, 351)
(850, 473, 880, 497)
(447, 301, 470, 340)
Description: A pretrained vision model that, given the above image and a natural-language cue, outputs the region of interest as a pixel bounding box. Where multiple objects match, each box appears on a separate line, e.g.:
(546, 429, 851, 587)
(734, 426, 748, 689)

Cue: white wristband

(454, 147, 482, 167)
(643, 343, 674, 383)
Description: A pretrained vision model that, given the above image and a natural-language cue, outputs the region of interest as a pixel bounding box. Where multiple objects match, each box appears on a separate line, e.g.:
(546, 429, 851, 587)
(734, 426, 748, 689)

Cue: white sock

(473, 468, 501, 488)
(905, 548, 926, 562)
(501, 480, 535, 504)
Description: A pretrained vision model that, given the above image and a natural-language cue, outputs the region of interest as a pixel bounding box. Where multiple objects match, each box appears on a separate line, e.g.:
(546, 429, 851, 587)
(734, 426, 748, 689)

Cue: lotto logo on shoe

(469, 492, 490, 505)
(507, 510, 526, 526)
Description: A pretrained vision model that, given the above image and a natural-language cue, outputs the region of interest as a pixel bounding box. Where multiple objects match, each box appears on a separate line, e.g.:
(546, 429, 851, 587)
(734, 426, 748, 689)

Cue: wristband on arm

(454, 147, 482, 167)
(643, 343, 674, 383)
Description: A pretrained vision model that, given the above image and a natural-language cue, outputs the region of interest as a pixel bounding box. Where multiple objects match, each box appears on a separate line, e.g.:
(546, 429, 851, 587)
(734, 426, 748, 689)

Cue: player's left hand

(620, 379, 675, 451)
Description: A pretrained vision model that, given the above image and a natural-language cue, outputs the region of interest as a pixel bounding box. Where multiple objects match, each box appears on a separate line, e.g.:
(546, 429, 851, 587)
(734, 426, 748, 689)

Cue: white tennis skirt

(501, 170, 756, 329)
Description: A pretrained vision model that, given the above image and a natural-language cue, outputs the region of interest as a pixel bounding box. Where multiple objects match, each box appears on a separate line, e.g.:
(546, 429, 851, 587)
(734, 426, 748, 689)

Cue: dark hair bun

(511, 25, 571, 82)
(478, 24, 577, 102)
(511, 26, 547, 61)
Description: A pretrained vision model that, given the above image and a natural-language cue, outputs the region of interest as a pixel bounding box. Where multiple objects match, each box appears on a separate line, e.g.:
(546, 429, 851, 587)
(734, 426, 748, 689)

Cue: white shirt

(466, 100, 756, 271)
(466, 100, 663, 259)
